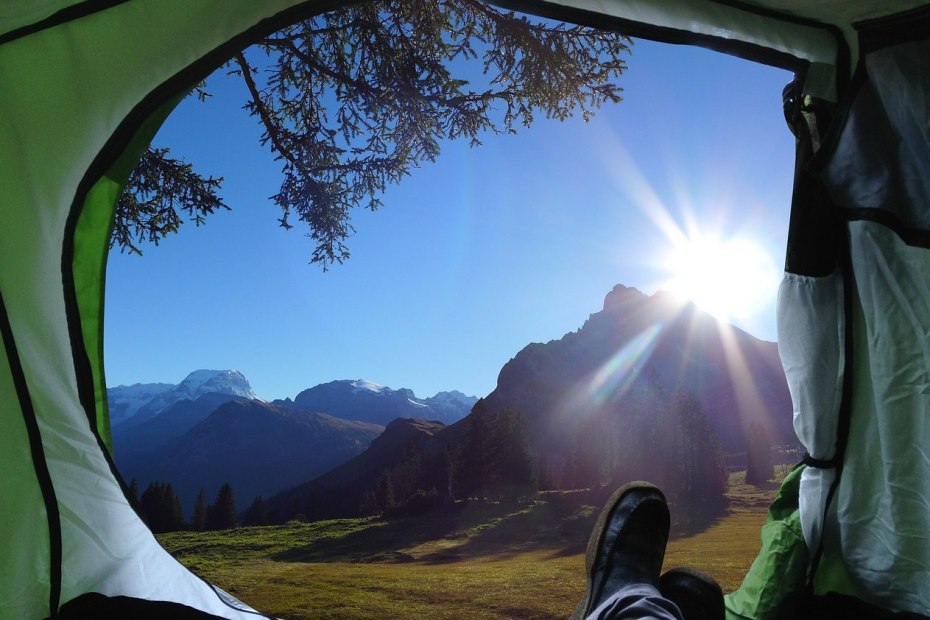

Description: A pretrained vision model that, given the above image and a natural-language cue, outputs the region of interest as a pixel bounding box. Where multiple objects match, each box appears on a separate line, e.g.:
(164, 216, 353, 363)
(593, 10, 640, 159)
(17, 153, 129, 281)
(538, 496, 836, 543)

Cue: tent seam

(0, 288, 63, 618)
(855, 3, 930, 51)
(842, 210, 930, 249)
(492, 0, 829, 72)
(707, 0, 850, 92)
(0, 0, 131, 46)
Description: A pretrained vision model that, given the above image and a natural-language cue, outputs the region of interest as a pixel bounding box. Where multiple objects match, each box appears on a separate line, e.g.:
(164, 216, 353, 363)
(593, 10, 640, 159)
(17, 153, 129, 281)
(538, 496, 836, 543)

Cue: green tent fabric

(3, 1, 930, 618)
(724, 465, 809, 619)
(0, 3, 351, 618)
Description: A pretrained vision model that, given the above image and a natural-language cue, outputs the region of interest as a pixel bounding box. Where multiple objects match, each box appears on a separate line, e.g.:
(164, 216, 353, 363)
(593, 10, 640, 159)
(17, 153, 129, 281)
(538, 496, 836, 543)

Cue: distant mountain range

(274, 379, 475, 426)
(118, 400, 384, 512)
(109, 371, 476, 515)
(265, 285, 795, 522)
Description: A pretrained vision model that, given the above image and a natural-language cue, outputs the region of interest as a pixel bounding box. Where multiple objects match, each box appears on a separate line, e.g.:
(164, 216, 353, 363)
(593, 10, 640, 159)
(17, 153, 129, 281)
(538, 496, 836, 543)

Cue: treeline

(128, 479, 269, 533)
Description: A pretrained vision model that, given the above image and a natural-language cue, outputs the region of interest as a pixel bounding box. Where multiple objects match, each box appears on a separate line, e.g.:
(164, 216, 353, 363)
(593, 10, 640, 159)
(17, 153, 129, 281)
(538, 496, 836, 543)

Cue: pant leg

(586, 584, 684, 620)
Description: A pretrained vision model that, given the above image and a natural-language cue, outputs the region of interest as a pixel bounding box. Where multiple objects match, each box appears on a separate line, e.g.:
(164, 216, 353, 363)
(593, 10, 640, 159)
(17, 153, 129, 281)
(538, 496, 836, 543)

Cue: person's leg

(571, 482, 673, 620)
(571, 482, 724, 620)
(659, 568, 724, 620)
(586, 583, 684, 620)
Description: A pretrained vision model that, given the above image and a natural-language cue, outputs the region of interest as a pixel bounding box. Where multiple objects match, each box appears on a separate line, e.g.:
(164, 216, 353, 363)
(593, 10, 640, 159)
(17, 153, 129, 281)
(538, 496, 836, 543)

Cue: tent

(2, 1, 928, 618)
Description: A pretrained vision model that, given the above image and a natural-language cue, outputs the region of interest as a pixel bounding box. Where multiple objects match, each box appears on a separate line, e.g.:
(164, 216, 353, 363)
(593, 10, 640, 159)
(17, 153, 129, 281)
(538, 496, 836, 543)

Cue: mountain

(377, 285, 791, 478)
(264, 284, 793, 523)
(480, 284, 793, 464)
(107, 381, 175, 426)
(278, 379, 476, 425)
(119, 400, 383, 514)
(112, 392, 249, 461)
(266, 417, 447, 522)
(108, 369, 257, 428)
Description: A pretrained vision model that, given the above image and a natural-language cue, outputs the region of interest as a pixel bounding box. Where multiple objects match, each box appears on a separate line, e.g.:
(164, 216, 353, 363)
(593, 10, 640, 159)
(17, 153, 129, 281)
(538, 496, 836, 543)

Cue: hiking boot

(660, 567, 724, 620)
(570, 482, 670, 620)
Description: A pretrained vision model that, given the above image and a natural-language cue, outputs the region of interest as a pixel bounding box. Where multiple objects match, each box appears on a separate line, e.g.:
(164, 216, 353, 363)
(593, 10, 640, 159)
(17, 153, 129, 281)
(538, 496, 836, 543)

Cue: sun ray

(597, 128, 779, 326)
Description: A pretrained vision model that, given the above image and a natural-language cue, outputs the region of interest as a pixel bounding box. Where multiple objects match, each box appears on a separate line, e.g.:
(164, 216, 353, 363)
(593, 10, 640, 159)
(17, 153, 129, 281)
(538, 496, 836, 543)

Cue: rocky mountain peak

(177, 369, 257, 400)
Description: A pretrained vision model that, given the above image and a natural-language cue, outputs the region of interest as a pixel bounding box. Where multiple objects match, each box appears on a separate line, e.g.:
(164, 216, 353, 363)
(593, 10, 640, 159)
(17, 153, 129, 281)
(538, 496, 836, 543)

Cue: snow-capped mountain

(107, 382, 175, 424)
(108, 369, 256, 428)
(278, 379, 476, 425)
(424, 390, 476, 423)
(175, 369, 257, 400)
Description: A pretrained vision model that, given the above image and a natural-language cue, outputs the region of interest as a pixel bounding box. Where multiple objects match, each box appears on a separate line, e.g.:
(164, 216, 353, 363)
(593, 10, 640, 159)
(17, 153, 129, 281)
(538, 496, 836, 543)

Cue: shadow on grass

(271, 490, 602, 565)
(269, 486, 732, 565)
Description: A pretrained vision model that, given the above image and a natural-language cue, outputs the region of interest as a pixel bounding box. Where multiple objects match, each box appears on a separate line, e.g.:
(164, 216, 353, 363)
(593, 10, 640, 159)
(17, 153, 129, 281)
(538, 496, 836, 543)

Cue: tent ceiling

(7, 1, 929, 40)
(738, 0, 929, 27)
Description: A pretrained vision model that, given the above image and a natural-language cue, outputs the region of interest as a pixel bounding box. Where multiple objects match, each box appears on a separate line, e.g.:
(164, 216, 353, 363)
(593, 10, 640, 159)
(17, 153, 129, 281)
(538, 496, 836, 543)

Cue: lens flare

(582, 322, 663, 412)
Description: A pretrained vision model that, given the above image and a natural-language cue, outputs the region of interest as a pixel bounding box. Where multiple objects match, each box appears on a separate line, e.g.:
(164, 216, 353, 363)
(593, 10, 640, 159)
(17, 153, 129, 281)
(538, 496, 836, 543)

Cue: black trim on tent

(0, 0, 131, 46)
(801, 452, 837, 469)
(709, 0, 850, 94)
(781, 75, 840, 277)
(856, 3, 930, 53)
(843, 209, 930, 249)
(492, 0, 853, 85)
(0, 289, 63, 618)
(806, 214, 856, 593)
(57, 592, 229, 619)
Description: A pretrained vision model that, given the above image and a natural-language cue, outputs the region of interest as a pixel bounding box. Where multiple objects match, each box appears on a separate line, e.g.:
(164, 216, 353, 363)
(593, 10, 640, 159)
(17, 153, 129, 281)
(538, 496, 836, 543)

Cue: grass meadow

(160, 472, 779, 619)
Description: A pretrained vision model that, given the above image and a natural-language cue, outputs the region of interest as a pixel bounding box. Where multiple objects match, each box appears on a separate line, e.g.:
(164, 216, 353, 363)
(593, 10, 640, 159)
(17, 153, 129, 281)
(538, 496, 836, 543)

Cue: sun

(661, 232, 779, 323)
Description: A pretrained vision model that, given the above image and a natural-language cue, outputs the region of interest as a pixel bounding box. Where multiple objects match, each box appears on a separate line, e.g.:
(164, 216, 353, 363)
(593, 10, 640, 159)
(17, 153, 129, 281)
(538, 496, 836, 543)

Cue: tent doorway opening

(103, 4, 798, 616)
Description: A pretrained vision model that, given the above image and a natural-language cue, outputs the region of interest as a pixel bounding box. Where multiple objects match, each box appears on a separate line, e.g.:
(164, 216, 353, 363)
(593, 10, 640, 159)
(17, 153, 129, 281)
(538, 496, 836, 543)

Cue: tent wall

(0, 2, 352, 618)
(810, 19, 930, 612)
(733, 6, 930, 617)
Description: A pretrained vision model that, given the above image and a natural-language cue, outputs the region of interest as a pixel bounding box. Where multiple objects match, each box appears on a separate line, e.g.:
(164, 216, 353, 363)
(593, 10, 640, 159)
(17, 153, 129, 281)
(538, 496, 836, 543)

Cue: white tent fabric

(810, 30, 930, 611)
(776, 272, 843, 553)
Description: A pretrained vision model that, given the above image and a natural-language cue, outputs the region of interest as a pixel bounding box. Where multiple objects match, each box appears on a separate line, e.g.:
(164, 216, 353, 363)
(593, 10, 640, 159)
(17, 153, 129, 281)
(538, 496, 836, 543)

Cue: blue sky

(104, 36, 795, 401)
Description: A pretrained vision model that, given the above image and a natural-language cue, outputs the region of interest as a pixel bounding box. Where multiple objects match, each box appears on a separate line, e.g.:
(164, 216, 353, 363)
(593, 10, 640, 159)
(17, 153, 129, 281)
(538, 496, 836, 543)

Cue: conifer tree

(115, 0, 631, 268)
(745, 421, 774, 486)
(663, 388, 728, 516)
(490, 409, 536, 501)
(243, 496, 269, 527)
(457, 399, 491, 499)
(207, 483, 238, 530)
(190, 488, 208, 532)
(139, 481, 185, 533)
(127, 478, 140, 506)
(374, 470, 396, 516)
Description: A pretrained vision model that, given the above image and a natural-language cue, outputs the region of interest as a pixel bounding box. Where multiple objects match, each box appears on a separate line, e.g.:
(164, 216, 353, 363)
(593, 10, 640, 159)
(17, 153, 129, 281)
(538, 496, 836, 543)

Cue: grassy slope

(161, 472, 778, 619)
